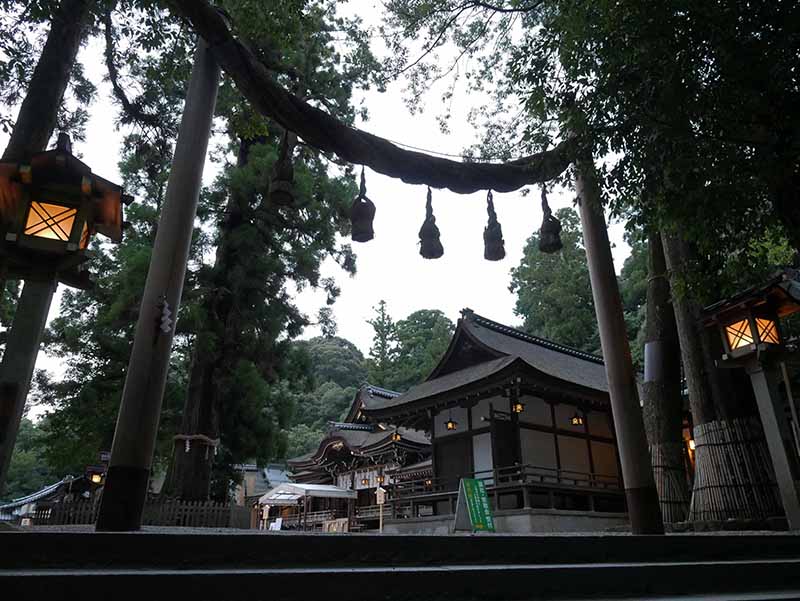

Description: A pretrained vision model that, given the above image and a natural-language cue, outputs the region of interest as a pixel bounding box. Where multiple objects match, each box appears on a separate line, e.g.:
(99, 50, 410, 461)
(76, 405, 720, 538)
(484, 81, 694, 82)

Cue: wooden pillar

(575, 158, 664, 534)
(746, 360, 800, 529)
(95, 39, 220, 531)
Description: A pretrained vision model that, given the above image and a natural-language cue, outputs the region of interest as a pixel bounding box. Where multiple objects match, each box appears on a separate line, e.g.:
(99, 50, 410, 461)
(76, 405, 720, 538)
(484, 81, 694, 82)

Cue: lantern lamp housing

(0, 133, 130, 289)
(391, 431, 402, 442)
(570, 412, 585, 427)
(720, 308, 782, 360)
(377, 475, 385, 484)
(445, 419, 458, 431)
(361, 477, 369, 486)
(512, 401, 525, 414)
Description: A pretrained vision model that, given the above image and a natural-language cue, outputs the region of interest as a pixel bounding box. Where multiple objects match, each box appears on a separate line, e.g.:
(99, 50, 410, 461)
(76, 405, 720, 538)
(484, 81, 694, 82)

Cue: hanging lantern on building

(0, 133, 131, 289)
(269, 130, 295, 206)
(512, 400, 525, 414)
(361, 477, 369, 486)
(483, 190, 505, 261)
(419, 186, 443, 259)
(391, 430, 402, 442)
(445, 408, 458, 431)
(377, 474, 385, 484)
(570, 412, 585, 427)
(85, 465, 105, 485)
(350, 167, 375, 242)
(538, 186, 562, 254)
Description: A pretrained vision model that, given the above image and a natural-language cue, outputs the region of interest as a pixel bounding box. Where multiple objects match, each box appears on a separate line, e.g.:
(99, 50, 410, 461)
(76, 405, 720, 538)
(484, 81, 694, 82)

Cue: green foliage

(296, 336, 367, 390)
(510, 207, 600, 355)
(392, 309, 454, 390)
(2, 418, 58, 502)
(618, 235, 648, 368)
(366, 301, 454, 391)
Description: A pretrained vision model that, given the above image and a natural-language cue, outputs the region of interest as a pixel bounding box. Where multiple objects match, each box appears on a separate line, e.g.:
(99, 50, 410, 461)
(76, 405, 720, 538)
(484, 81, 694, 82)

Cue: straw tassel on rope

(419, 186, 443, 259)
(350, 167, 376, 242)
(483, 190, 505, 261)
(538, 186, 563, 253)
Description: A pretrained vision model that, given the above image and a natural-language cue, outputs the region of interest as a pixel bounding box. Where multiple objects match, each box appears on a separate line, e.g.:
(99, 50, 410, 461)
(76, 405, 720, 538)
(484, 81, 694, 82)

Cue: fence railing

(32, 498, 251, 529)
(391, 463, 622, 502)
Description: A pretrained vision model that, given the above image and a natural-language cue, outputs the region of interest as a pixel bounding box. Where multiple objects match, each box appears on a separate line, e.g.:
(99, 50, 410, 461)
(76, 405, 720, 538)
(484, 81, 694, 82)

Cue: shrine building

(271, 309, 628, 533)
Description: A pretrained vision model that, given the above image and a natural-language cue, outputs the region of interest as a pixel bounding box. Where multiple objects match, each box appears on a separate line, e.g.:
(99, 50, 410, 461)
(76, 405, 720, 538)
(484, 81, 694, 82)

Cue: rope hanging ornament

(269, 130, 295, 206)
(538, 186, 563, 253)
(350, 167, 376, 242)
(483, 190, 505, 261)
(419, 186, 444, 259)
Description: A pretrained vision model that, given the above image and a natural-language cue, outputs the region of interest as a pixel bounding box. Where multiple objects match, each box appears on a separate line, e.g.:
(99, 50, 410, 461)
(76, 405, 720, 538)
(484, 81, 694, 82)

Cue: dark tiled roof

(364, 356, 518, 412)
(327, 422, 374, 432)
(343, 383, 402, 423)
(286, 424, 429, 467)
(461, 312, 608, 392)
(464, 310, 604, 365)
(362, 310, 610, 415)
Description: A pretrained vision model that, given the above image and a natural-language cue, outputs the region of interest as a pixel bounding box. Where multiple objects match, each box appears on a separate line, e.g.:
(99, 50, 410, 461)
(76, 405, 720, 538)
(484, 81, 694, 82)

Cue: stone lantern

(703, 268, 800, 529)
(0, 133, 130, 289)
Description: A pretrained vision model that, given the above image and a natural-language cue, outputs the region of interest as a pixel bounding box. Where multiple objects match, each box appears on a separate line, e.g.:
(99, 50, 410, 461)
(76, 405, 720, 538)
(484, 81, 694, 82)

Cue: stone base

(383, 508, 628, 535)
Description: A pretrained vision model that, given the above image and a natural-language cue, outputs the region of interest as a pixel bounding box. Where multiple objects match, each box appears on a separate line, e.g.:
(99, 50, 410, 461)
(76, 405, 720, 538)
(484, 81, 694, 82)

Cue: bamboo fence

(688, 416, 782, 523)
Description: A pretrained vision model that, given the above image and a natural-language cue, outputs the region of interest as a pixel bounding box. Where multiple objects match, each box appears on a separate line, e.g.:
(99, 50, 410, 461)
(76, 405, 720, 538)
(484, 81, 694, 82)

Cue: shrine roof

(286, 424, 429, 468)
(343, 384, 401, 423)
(361, 309, 609, 417)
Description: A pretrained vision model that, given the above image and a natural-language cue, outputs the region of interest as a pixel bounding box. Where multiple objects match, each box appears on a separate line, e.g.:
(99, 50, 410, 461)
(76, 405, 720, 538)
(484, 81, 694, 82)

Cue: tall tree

(641, 234, 688, 523)
(165, 0, 377, 500)
(0, 0, 95, 495)
(366, 300, 399, 388)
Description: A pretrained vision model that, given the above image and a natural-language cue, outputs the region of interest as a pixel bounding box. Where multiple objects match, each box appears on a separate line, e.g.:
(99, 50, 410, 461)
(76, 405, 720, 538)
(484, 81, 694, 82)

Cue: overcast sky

(4, 5, 630, 381)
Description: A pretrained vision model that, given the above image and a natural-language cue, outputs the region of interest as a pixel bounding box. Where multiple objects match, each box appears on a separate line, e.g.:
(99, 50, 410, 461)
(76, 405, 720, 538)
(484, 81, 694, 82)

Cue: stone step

(3, 558, 800, 601)
(3, 531, 800, 571)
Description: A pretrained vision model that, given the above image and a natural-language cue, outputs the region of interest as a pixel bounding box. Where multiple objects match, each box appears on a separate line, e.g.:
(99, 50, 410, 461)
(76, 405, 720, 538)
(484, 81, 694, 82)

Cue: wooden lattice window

(725, 319, 753, 350)
(755, 317, 780, 344)
(24, 201, 76, 241)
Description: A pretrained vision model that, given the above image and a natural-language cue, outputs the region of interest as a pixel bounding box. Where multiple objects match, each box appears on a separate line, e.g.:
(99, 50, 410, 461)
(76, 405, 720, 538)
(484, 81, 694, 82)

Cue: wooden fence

(32, 498, 252, 529)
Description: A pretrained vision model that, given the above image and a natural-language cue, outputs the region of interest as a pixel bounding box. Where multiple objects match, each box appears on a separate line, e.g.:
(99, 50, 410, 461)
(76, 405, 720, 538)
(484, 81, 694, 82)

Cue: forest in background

(2, 0, 799, 517)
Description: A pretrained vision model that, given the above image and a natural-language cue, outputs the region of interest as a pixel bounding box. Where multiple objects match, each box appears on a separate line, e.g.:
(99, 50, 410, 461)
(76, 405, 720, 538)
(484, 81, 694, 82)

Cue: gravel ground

(7, 524, 797, 536)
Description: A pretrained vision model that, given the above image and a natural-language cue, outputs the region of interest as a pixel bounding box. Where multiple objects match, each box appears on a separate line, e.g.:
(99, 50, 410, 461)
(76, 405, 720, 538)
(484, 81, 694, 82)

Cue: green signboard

(454, 478, 495, 532)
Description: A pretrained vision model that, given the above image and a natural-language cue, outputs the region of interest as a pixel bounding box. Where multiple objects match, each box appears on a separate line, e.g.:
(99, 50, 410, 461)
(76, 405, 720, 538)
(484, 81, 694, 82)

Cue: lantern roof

(702, 268, 800, 323)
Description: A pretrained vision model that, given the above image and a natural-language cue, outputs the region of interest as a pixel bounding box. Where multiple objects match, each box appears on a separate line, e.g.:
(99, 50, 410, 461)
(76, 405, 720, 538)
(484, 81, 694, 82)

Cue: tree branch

(103, 8, 164, 131)
(165, 0, 575, 194)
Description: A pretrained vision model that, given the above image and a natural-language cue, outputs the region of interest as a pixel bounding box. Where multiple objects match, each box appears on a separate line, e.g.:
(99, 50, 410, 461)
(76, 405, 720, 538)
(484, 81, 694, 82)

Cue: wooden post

(746, 360, 800, 529)
(95, 38, 220, 531)
(575, 158, 664, 534)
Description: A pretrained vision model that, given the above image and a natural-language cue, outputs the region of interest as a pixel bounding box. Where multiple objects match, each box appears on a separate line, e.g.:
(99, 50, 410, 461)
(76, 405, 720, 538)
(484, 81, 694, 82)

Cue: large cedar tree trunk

(163, 138, 254, 500)
(641, 234, 689, 523)
(2, 0, 92, 161)
(661, 232, 782, 525)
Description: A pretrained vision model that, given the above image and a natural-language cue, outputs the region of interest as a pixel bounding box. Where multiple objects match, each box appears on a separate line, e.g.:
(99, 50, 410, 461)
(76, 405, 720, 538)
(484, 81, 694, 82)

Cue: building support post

(95, 39, 219, 531)
(575, 159, 664, 534)
(746, 360, 800, 529)
(0, 279, 56, 495)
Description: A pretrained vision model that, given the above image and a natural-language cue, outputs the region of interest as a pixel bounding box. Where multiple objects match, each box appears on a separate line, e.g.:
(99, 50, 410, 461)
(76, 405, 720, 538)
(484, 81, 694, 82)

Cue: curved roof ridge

(364, 384, 401, 398)
(462, 308, 604, 364)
